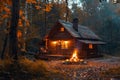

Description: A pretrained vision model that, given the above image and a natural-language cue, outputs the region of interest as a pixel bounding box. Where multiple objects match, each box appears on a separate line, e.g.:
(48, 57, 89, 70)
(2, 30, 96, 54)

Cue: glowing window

(61, 41, 65, 49)
(89, 44, 93, 49)
(64, 41, 69, 48)
(60, 27, 64, 32)
(52, 40, 69, 49)
(52, 41, 57, 46)
(61, 41, 69, 49)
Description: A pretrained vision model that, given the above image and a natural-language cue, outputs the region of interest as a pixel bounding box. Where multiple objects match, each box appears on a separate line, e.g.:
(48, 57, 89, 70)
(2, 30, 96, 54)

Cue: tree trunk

(1, 33, 8, 59)
(9, 0, 20, 60)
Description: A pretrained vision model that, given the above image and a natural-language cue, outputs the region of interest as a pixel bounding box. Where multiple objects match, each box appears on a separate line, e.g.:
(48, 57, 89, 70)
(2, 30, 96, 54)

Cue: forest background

(0, 0, 120, 58)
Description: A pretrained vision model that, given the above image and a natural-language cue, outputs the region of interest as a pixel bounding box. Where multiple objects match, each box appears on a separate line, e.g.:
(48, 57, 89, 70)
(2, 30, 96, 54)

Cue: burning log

(70, 49, 79, 62)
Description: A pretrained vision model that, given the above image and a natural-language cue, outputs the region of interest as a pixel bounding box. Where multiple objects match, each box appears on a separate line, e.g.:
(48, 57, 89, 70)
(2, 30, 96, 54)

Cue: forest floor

(0, 55, 120, 80)
(46, 57, 120, 80)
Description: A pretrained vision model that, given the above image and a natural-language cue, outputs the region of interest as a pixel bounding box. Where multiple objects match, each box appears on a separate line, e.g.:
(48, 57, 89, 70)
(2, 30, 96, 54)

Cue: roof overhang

(79, 40, 105, 44)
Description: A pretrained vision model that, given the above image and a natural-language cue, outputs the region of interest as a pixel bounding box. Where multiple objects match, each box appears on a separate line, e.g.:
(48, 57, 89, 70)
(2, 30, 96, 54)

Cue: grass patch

(0, 57, 69, 80)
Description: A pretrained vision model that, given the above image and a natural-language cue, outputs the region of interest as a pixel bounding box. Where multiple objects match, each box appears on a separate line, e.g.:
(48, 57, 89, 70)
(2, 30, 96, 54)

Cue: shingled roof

(59, 20, 101, 40)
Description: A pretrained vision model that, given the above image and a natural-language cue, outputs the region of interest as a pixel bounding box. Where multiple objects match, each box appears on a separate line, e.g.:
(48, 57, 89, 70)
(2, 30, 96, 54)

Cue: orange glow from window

(60, 27, 64, 32)
(64, 41, 69, 44)
(64, 41, 69, 48)
(52, 40, 70, 49)
(89, 44, 93, 49)
(52, 41, 57, 45)
(61, 41, 69, 49)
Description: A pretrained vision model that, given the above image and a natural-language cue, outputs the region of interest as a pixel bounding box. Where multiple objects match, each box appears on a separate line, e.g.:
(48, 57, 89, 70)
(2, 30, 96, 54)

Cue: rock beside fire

(63, 59, 87, 65)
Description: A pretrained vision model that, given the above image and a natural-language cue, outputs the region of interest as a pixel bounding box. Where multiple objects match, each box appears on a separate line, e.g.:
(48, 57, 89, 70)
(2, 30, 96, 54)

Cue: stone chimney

(72, 18, 79, 32)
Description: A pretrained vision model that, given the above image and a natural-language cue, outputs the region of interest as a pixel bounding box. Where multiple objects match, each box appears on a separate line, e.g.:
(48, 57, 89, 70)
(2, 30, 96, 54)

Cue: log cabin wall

(47, 28, 99, 58)
(79, 43, 98, 58)
(75, 40, 87, 58)
(47, 23, 75, 56)
(87, 44, 98, 58)
(48, 39, 75, 56)
(46, 20, 105, 58)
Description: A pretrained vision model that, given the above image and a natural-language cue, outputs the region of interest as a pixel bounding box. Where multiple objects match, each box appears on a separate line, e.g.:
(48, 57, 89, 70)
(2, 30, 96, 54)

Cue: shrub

(19, 57, 48, 76)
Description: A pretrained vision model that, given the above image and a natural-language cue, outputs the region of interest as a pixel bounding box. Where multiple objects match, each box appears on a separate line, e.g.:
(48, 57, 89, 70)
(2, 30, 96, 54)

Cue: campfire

(70, 49, 80, 62)
(63, 49, 87, 64)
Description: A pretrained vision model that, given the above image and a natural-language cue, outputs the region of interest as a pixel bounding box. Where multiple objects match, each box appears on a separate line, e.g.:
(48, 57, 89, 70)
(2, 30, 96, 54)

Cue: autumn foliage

(0, 0, 52, 26)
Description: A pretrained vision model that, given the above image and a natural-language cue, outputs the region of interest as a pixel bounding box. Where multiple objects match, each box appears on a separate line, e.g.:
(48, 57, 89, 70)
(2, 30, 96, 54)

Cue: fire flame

(70, 49, 79, 62)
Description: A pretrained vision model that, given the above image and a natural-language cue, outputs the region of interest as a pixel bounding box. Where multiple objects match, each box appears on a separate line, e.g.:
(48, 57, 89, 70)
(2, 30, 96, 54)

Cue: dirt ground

(46, 57, 120, 80)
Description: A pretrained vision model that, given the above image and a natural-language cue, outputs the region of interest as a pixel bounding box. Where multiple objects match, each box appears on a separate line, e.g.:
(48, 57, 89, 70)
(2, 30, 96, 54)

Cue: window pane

(89, 44, 93, 49)
(60, 27, 64, 32)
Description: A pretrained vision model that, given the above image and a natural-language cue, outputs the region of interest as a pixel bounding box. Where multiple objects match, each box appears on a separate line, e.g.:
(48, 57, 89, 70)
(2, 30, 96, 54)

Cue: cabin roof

(79, 40, 105, 44)
(59, 20, 101, 40)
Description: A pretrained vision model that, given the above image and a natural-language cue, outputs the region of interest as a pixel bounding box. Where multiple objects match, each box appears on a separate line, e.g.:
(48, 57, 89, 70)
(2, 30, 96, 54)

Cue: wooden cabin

(45, 19, 105, 58)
